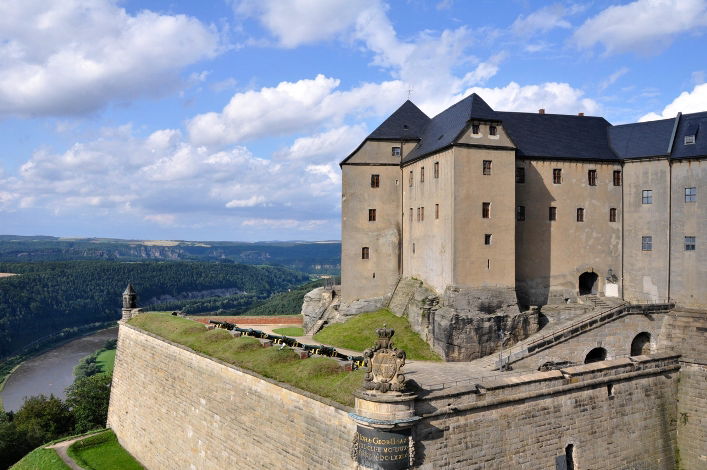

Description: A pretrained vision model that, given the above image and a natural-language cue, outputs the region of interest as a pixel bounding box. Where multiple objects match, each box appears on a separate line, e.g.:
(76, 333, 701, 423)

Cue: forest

(0, 261, 309, 359)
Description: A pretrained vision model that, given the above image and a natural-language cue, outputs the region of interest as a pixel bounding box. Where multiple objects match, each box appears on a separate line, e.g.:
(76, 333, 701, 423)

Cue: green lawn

(96, 349, 115, 375)
(67, 430, 144, 470)
(314, 309, 442, 361)
(9, 448, 70, 470)
(129, 314, 363, 406)
(272, 327, 304, 336)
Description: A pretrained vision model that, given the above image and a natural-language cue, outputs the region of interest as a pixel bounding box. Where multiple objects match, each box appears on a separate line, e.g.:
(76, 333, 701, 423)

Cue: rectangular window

(392, 146, 401, 156)
(642, 190, 653, 204)
(471, 124, 480, 134)
(416, 207, 420, 222)
(420, 167, 425, 182)
(483, 160, 492, 175)
(368, 209, 376, 222)
(361, 247, 369, 259)
(409, 208, 412, 224)
(435, 204, 439, 219)
(409, 170, 413, 187)
(482, 202, 491, 219)
(588, 170, 597, 186)
(549, 207, 557, 221)
(434, 161, 439, 178)
(420, 206, 424, 221)
(613, 170, 622, 186)
(685, 187, 696, 202)
(516, 205, 525, 221)
(370, 174, 380, 188)
(576, 208, 584, 222)
(484, 234, 492, 245)
(516, 167, 525, 183)
(685, 236, 696, 251)
(609, 208, 617, 222)
(642, 236, 652, 251)
(553, 168, 562, 184)
(489, 125, 497, 136)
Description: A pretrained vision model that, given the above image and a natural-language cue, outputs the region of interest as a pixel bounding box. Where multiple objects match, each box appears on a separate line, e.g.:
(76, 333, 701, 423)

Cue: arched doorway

(585, 347, 607, 364)
(578, 272, 598, 295)
(631, 332, 651, 356)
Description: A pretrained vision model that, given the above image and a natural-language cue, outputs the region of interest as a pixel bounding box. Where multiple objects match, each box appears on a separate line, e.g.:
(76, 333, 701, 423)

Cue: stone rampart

(107, 324, 357, 470)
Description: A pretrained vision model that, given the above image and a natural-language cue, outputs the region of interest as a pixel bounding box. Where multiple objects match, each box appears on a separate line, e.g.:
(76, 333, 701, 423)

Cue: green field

(272, 327, 304, 336)
(9, 447, 70, 470)
(67, 430, 144, 470)
(314, 309, 442, 361)
(96, 349, 115, 375)
(130, 314, 363, 406)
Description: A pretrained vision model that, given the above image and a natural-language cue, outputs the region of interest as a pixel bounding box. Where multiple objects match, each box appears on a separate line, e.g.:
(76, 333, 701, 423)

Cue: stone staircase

(306, 318, 328, 335)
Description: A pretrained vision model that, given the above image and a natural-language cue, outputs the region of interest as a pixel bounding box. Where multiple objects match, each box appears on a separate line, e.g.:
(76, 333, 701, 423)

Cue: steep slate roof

(403, 94, 500, 163)
(498, 112, 617, 160)
(608, 118, 675, 159)
(367, 100, 430, 140)
(671, 112, 707, 159)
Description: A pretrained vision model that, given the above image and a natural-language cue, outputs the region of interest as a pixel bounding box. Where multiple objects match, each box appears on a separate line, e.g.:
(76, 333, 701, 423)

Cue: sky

(0, 0, 706, 242)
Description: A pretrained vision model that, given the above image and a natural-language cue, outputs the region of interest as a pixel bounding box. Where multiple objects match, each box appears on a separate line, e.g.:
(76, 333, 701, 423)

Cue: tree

(13, 395, 74, 448)
(0, 412, 32, 469)
(66, 374, 112, 433)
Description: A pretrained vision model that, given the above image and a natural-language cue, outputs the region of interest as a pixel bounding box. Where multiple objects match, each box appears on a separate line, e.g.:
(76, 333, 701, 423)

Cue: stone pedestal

(349, 390, 419, 470)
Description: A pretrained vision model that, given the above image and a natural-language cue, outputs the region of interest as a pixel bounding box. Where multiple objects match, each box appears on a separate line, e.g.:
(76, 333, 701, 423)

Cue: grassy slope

(314, 309, 442, 361)
(272, 327, 304, 336)
(67, 430, 144, 470)
(129, 314, 363, 406)
(96, 349, 116, 375)
(9, 448, 70, 470)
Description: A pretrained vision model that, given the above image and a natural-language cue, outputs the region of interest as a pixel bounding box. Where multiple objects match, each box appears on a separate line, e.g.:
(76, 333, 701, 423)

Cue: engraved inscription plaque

(354, 426, 411, 470)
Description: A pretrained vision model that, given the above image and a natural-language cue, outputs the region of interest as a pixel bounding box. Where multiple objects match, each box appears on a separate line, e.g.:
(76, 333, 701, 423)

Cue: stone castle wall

(107, 324, 357, 470)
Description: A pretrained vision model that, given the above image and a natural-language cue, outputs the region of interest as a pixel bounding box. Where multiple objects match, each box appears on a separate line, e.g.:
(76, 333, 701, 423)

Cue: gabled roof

(671, 112, 707, 159)
(499, 112, 617, 160)
(403, 93, 500, 163)
(367, 100, 430, 140)
(608, 118, 675, 159)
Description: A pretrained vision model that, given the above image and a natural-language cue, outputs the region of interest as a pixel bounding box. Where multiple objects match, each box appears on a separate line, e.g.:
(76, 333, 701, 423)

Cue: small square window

(484, 234, 492, 245)
(471, 124, 480, 135)
(642, 236, 652, 251)
(370, 174, 380, 188)
(368, 209, 376, 222)
(420, 167, 425, 182)
(482, 202, 491, 219)
(685, 236, 696, 251)
(685, 187, 696, 202)
(392, 146, 401, 156)
(516, 205, 525, 221)
(613, 170, 622, 186)
(576, 208, 584, 222)
(516, 167, 525, 183)
(435, 204, 439, 219)
(549, 207, 557, 221)
(684, 135, 695, 145)
(609, 208, 617, 222)
(434, 161, 439, 178)
(409, 170, 413, 187)
(588, 170, 597, 186)
(489, 125, 497, 136)
(642, 190, 652, 204)
(362, 247, 369, 259)
(553, 168, 562, 184)
(483, 160, 492, 175)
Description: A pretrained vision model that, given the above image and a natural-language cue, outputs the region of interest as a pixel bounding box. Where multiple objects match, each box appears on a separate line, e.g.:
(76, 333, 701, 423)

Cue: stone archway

(630, 332, 651, 356)
(578, 271, 598, 295)
(584, 347, 607, 364)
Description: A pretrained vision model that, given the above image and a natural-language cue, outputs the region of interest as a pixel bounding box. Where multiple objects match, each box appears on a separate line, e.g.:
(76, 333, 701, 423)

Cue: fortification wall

(107, 324, 357, 470)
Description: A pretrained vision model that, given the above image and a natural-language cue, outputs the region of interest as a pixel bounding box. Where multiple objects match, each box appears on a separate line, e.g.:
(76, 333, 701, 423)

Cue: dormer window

(489, 125, 497, 136)
(684, 135, 695, 145)
(684, 120, 698, 145)
(472, 124, 480, 135)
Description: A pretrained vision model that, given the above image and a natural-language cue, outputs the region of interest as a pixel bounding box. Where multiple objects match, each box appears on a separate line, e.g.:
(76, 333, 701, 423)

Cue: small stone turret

(121, 284, 142, 322)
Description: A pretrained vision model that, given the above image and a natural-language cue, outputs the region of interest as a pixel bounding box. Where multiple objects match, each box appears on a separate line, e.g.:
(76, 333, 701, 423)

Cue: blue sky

(0, 0, 706, 241)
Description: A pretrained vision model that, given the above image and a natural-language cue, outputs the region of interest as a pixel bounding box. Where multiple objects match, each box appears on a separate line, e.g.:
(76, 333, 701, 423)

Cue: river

(1, 328, 118, 412)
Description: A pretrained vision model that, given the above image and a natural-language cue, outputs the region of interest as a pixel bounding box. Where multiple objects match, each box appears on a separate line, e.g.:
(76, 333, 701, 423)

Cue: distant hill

(0, 236, 341, 274)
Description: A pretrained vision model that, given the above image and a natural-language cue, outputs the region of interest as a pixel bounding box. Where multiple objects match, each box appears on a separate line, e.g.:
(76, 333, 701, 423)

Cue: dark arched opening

(630, 332, 651, 356)
(578, 272, 598, 295)
(585, 347, 607, 364)
(565, 444, 575, 470)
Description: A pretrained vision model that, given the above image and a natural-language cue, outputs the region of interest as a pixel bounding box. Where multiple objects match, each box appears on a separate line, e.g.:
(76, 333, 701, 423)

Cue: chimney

(538, 108, 545, 114)
(578, 112, 585, 117)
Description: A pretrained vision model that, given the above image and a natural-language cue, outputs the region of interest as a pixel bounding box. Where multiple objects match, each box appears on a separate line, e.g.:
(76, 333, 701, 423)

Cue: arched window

(585, 347, 607, 364)
(630, 332, 651, 356)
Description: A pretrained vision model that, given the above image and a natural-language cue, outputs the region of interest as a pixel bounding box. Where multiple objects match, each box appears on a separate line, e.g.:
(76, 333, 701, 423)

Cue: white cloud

(599, 67, 630, 91)
(464, 81, 599, 115)
(511, 4, 573, 37)
(0, 0, 221, 117)
(226, 195, 267, 208)
(639, 83, 707, 121)
(574, 0, 707, 55)
(276, 125, 368, 162)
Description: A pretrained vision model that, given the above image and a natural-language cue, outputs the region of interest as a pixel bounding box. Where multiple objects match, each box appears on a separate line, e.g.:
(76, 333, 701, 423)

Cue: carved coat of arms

(363, 325, 407, 392)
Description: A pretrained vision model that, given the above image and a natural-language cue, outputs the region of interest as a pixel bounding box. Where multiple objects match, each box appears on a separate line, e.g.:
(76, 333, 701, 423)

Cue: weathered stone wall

(677, 363, 707, 470)
(108, 324, 357, 470)
(414, 355, 679, 470)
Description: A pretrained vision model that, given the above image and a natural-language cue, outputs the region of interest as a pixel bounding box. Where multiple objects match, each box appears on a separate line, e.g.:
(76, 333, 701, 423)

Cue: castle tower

(121, 284, 139, 322)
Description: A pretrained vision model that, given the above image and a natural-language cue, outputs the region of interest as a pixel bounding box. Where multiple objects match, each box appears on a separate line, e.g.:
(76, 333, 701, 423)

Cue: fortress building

(340, 94, 706, 311)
